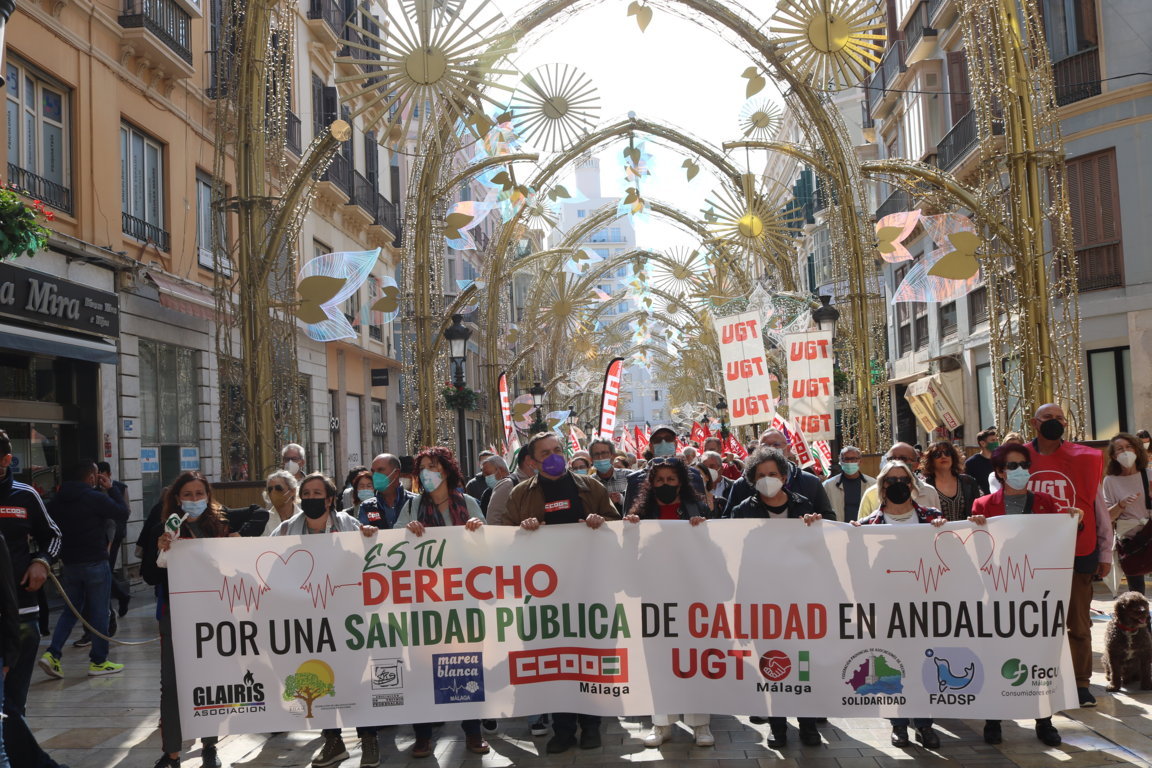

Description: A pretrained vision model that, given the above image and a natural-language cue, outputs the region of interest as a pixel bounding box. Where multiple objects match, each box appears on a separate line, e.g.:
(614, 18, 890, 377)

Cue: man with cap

(623, 426, 706, 513)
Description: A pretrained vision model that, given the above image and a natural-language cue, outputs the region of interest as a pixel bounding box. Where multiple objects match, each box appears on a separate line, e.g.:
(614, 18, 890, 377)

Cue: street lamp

(811, 294, 840, 333)
(0, 1, 14, 88)
(715, 397, 729, 437)
(443, 314, 472, 473)
(528, 381, 547, 434)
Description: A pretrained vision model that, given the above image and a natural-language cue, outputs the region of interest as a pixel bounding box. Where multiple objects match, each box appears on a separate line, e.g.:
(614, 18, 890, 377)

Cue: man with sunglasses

(357, 453, 410, 529)
(1026, 403, 1110, 708)
(855, 442, 941, 520)
(623, 427, 705, 513)
(723, 429, 833, 519)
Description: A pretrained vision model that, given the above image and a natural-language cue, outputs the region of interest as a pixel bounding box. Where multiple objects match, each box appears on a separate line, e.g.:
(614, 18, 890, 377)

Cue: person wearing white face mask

(261, 470, 301, 536)
(699, 450, 730, 517)
(1103, 433, 1152, 596)
(727, 448, 828, 749)
(823, 445, 874, 522)
(280, 443, 307, 480)
(968, 443, 1077, 749)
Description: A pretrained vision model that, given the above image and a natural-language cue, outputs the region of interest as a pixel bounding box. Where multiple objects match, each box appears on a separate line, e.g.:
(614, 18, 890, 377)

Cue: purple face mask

(541, 453, 567, 476)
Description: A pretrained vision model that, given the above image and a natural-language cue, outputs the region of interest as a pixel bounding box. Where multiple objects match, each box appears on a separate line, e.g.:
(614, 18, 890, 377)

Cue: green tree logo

(283, 659, 336, 718)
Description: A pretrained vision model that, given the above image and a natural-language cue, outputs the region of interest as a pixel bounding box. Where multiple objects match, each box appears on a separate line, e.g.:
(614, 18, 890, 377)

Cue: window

(195, 171, 229, 271)
(344, 285, 361, 329)
(5, 58, 71, 213)
(894, 265, 912, 356)
(1087, 347, 1132, 439)
(1042, 0, 1097, 61)
(967, 285, 988, 327)
(946, 51, 970, 126)
(913, 302, 928, 350)
(138, 339, 199, 505)
(939, 302, 957, 338)
(1066, 148, 1123, 291)
(121, 122, 168, 249)
(576, 209, 586, 218)
(371, 399, 386, 456)
(313, 239, 330, 260)
(367, 275, 383, 341)
(976, 363, 994, 434)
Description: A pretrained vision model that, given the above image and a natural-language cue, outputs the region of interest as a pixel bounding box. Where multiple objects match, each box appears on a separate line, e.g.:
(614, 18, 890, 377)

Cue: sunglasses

(930, 450, 952, 458)
(883, 477, 912, 486)
(1004, 461, 1031, 471)
(649, 457, 682, 466)
(266, 485, 287, 493)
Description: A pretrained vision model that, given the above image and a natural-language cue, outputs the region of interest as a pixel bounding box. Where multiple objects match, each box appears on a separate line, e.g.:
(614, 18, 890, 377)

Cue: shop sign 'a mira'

(0, 262, 120, 338)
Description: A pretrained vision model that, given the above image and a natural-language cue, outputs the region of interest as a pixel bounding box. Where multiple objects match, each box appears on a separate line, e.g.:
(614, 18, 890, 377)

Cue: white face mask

(756, 476, 784, 498)
(1117, 450, 1138, 469)
(284, 460, 301, 475)
(707, 467, 719, 482)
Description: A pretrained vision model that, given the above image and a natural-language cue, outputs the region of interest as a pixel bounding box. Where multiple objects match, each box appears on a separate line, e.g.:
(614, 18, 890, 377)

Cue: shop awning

(904, 372, 965, 433)
(905, 377, 939, 433)
(0, 325, 118, 364)
(147, 272, 216, 321)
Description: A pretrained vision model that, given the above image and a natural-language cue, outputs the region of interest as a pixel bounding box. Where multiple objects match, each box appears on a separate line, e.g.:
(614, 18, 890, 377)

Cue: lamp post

(443, 314, 472, 474)
(811, 294, 840, 333)
(528, 381, 547, 434)
(715, 397, 729, 438)
(0, 1, 13, 88)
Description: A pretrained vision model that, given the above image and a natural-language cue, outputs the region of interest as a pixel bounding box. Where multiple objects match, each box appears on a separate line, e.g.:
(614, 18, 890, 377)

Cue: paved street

(27, 581, 1152, 768)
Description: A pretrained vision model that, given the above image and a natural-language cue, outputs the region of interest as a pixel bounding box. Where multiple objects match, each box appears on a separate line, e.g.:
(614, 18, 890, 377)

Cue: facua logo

(1001, 658, 1028, 687)
(921, 648, 983, 705)
(193, 669, 266, 717)
(509, 647, 628, 684)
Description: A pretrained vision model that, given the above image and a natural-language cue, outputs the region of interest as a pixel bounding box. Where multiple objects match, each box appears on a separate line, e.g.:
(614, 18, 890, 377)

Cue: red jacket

(970, 488, 1063, 518)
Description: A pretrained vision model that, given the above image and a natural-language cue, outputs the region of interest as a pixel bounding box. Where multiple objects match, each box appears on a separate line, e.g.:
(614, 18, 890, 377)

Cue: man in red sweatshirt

(1026, 403, 1111, 708)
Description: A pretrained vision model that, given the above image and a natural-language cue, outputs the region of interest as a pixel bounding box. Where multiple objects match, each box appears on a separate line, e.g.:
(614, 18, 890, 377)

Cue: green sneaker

(38, 652, 62, 679)
(88, 660, 125, 676)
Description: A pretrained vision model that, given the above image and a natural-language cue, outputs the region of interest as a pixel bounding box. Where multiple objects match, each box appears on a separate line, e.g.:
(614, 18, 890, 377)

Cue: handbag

(1117, 470, 1152, 577)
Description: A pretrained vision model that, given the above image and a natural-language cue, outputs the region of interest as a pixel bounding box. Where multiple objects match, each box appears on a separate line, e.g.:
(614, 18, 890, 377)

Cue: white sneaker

(694, 724, 715, 747)
(643, 725, 673, 747)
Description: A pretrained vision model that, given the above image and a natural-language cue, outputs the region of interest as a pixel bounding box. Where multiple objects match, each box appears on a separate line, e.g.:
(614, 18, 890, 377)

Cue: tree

(282, 672, 334, 718)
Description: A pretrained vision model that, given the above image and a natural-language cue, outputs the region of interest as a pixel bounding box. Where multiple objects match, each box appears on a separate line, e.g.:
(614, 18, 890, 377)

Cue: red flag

(597, 358, 625, 439)
(675, 435, 686, 453)
(690, 421, 708, 445)
(813, 439, 833, 478)
(789, 419, 816, 469)
(634, 425, 645, 451)
(568, 428, 581, 454)
(724, 433, 748, 459)
(498, 372, 513, 444)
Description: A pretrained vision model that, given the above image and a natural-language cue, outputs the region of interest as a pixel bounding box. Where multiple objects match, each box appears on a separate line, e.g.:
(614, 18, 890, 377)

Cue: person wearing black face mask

(271, 473, 380, 767)
(854, 460, 946, 750)
(625, 459, 709, 522)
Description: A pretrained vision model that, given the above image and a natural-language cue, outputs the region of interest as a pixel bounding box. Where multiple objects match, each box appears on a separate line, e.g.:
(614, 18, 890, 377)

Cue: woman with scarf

(854, 460, 946, 749)
(271, 473, 380, 766)
(396, 446, 489, 757)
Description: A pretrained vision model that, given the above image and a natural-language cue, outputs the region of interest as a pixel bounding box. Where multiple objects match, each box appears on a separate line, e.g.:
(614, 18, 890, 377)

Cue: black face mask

(301, 498, 329, 520)
(653, 485, 680, 504)
(885, 482, 912, 505)
(1039, 419, 1065, 441)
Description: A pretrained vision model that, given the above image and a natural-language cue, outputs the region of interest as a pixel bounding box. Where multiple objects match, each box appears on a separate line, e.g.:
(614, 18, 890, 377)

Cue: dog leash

(45, 569, 160, 646)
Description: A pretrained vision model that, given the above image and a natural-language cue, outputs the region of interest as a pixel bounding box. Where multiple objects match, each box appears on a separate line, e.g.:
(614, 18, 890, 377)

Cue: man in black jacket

(724, 429, 833, 518)
(0, 429, 65, 766)
(39, 459, 128, 678)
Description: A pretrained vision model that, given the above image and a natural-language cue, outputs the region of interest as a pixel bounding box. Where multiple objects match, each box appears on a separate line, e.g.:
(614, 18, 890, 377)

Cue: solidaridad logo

(841, 648, 906, 705)
(921, 648, 983, 705)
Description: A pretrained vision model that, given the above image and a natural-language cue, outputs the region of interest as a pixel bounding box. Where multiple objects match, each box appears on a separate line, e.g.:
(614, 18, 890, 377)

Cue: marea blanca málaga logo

(757, 650, 812, 695)
(921, 648, 983, 705)
(193, 669, 266, 717)
(841, 648, 905, 705)
(433, 653, 485, 704)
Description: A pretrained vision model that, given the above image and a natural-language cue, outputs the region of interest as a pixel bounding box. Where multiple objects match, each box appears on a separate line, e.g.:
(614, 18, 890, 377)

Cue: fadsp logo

(371, 658, 403, 690)
(433, 653, 485, 704)
(192, 669, 266, 717)
(921, 648, 982, 705)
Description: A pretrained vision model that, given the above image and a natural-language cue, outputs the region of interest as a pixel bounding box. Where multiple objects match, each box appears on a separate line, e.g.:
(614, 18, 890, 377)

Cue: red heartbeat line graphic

(172, 575, 269, 611)
(887, 560, 950, 593)
(301, 575, 362, 608)
(980, 555, 1071, 593)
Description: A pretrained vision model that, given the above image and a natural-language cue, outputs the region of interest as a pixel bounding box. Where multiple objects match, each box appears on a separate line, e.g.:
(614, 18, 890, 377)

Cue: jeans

(47, 560, 112, 665)
(5, 616, 59, 767)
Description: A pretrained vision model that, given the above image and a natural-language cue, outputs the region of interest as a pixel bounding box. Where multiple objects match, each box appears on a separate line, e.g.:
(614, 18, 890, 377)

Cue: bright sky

(489, 0, 786, 251)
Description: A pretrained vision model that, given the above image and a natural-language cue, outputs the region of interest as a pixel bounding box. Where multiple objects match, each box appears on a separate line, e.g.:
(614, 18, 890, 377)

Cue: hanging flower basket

(441, 382, 479, 411)
(0, 183, 53, 260)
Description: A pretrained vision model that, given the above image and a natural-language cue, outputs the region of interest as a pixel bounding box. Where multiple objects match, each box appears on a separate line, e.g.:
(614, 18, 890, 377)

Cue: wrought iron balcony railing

(118, 0, 192, 64)
(7, 164, 72, 215)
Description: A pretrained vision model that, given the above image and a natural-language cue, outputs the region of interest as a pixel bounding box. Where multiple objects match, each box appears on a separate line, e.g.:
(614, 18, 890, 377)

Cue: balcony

(937, 109, 1005, 172)
(286, 110, 302, 156)
(337, 26, 373, 70)
(904, 1, 938, 65)
(371, 192, 402, 244)
(306, 0, 345, 47)
(349, 170, 376, 218)
(318, 152, 352, 197)
(1053, 48, 1101, 106)
(876, 187, 912, 220)
(205, 49, 231, 99)
(8, 164, 72, 215)
(861, 99, 876, 143)
(118, 0, 194, 77)
(122, 212, 171, 252)
(1075, 243, 1123, 291)
(867, 41, 905, 120)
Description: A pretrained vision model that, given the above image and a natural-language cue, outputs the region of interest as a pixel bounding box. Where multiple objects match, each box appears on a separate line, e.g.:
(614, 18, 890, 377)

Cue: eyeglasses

(266, 485, 286, 493)
(1004, 461, 1031, 471)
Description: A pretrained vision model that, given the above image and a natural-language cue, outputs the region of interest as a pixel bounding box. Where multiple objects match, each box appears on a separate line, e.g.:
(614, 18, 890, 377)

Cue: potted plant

(0, 182, 53, 259)
(441, 382, 479, 411)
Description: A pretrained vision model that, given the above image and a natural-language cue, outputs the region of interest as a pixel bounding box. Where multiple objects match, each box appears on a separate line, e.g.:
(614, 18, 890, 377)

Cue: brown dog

(1104, 591, 1152, 692)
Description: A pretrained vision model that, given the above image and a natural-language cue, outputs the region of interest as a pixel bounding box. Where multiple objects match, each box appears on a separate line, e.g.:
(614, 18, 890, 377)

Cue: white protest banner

(786, 330, 835, 440)
(169, 516, 1076, 738)
(717, 311, 775, 426)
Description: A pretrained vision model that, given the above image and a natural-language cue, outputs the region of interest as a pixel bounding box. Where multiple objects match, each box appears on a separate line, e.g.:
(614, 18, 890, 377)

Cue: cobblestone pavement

(26, 581, 1152, 768)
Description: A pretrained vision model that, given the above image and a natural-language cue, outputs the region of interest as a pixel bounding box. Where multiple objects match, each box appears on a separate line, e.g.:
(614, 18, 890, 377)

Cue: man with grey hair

(357, 453, 410, 529)
(856, 442, 939, 519)
(280, 443, 306, 481)
(589, 437, 631, 514)
(823, 445, 874, 522)
(465, 450, 496, 500)
(681, 445, 698, 465)
(486, 448, 534, 526)
(725, 429, 833, 517)
(699, 450, 730, 517)
(477, 455, 511, 518)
